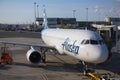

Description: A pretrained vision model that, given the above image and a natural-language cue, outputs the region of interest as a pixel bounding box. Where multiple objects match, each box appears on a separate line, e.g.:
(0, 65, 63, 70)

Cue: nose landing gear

(82, 61, 95, 76)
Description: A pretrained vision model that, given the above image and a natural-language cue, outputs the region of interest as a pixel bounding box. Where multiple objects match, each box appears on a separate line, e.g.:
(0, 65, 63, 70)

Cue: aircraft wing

(0, 41, 55, 49)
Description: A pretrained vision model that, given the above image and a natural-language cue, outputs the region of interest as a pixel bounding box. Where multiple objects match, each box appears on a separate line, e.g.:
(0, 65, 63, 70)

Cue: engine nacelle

(26, 48, 41, 64)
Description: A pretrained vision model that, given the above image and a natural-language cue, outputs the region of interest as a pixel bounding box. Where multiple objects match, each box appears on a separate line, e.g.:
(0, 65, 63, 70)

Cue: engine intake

(26, 48, 41, 64)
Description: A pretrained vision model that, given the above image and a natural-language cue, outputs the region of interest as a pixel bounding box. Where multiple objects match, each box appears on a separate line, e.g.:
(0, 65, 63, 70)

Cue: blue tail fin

(43, 8, 49, 29)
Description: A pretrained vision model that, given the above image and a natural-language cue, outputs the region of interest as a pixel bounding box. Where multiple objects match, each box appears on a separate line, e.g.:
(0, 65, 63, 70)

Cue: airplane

(0, 8, 110, 74)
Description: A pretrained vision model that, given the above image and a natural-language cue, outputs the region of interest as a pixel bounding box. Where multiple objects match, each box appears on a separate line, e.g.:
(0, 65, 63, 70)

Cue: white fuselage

(41, 29, 109, 64)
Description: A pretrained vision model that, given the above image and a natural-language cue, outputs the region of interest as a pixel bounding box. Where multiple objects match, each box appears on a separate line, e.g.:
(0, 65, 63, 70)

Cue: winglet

(42, 7, 49, 29)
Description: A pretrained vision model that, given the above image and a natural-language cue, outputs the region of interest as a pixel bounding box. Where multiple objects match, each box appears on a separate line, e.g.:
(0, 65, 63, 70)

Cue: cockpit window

(81, 40, 89, 44)
(81, 39, 104, 45)
(84, 40, 89, 44)
(90, 40, 98, 44)
(81, 40, 85, 44)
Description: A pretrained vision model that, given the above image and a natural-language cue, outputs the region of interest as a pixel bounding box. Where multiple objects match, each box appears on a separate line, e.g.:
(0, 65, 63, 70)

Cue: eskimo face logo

(62, 38, 79, 55)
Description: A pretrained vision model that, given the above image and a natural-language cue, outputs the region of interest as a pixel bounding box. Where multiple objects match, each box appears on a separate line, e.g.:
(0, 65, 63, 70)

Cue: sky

(0, 0, 120, 24)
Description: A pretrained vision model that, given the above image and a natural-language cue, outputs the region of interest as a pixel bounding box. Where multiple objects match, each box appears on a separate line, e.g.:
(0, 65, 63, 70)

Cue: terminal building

(35, 17, 77, 29)
(105, 17, 120, 26)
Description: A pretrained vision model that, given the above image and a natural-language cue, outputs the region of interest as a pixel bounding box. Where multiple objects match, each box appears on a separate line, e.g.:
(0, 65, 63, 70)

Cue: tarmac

(0, 31, 120, 80)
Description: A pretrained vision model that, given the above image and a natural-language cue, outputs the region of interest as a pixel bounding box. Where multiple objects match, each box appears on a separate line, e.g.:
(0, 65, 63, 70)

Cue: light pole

(86, 8, 88, 22)
(73, 10, 76, 18)
(37, 5, 39, 18)
(34, 2, 37, 21)
(86, 8, 88, 29)
(34, 2, 37, 31)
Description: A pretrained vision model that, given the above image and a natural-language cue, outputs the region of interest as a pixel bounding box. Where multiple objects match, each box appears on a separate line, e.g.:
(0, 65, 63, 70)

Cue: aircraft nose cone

(87, 45, 109, 64)
(93, 45, 109, 64)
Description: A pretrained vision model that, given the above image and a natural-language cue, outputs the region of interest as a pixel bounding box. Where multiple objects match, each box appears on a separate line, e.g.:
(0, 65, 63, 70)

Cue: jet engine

(26, 47, 41, 64)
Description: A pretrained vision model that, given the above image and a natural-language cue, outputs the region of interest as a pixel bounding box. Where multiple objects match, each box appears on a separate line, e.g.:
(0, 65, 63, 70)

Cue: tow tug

(85, 69, 119, 80)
